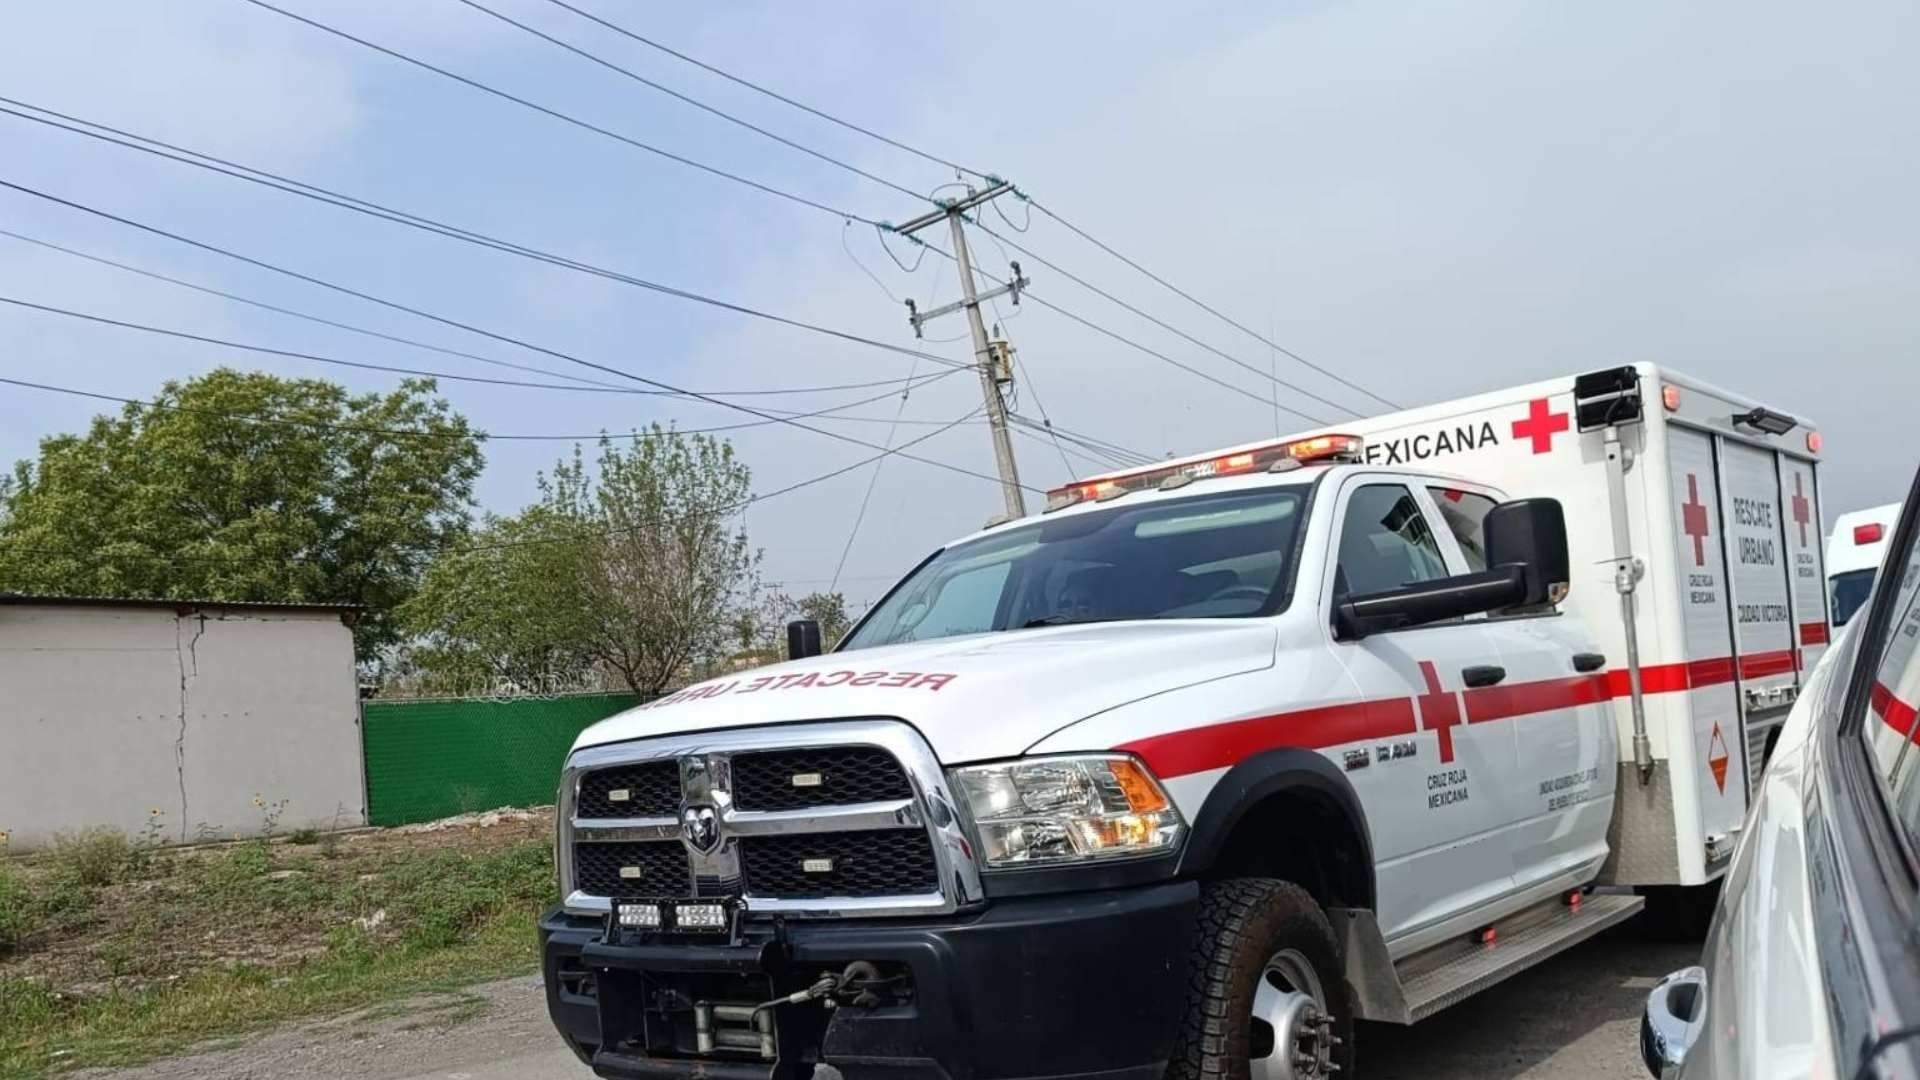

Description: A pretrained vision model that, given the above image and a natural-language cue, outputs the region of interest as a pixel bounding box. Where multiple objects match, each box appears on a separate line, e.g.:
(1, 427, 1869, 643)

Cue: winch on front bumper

(540, 879, 1198, 1080)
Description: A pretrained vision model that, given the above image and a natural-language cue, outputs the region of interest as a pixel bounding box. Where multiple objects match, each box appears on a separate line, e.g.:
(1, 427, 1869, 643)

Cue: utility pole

(896, 181, 1031, 520)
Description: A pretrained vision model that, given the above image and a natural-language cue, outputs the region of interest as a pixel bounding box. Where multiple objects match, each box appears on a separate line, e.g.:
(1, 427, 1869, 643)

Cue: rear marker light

(1856, 523, 1884, 545)
(1661, 384, 1681, 411)
(1807, 431, 1823, 453)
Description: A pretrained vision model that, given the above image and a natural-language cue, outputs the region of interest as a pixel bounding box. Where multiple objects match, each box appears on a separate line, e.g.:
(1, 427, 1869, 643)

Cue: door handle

(1572, 652, 1607, 673)
(1461, 665, 1506, 688)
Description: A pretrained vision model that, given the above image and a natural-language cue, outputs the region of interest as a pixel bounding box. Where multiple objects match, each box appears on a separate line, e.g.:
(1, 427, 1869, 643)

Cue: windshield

(1832, 567, 1878, 627)
(842, 486, 1305, 650)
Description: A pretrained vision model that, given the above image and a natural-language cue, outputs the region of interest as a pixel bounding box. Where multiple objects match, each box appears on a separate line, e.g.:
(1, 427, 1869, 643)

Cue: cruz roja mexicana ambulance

(538, 363, 1827, 1080)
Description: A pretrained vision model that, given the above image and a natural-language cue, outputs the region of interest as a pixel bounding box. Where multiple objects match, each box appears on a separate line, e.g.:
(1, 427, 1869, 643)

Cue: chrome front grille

(731, 746, 912, 811)
(738, 829, 938, 898)
(577, 760, 680, 818)
(559, 720, 984, 918)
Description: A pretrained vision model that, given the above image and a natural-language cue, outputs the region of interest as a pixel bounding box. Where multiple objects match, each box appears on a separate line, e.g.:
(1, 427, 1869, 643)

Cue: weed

(248, 794, 291, 840)
(0, 866, 38, 952)
(196, 841, 275, 909)
(288, 829, 320, 846)
(46, 828, 133, 890)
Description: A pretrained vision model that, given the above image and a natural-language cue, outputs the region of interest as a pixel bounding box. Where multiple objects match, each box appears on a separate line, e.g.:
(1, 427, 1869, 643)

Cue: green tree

(405, 427, 760, 696)
(797, 591, 852, 647)
(397, 507, 596, 693)
(0, 369, 482, 655)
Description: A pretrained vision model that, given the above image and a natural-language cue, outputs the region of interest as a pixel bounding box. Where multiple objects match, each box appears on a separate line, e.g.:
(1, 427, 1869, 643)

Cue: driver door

(1322, 477, 1522, 945)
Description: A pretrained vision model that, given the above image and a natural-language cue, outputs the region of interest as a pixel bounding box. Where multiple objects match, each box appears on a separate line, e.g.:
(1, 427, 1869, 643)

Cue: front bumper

(542, 879, 1199, 1080)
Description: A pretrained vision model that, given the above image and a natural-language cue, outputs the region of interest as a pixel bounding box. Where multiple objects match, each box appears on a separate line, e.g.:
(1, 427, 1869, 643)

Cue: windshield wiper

(1018, 614, 1126, 629)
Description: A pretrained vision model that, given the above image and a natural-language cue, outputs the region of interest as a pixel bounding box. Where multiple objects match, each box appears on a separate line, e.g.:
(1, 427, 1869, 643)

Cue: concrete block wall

(0, 602, 365, 851)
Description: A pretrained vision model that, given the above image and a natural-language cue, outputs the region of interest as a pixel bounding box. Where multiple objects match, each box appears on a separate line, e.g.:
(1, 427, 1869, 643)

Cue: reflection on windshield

(842, 488, 1304, 650)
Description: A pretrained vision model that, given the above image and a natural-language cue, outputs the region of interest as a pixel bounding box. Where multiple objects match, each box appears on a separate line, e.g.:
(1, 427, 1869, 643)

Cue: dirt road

(81, 922, 1693, 1080)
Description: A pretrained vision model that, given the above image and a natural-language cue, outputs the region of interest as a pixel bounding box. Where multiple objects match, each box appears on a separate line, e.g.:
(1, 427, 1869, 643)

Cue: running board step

(1334, 892, 1644, 1024)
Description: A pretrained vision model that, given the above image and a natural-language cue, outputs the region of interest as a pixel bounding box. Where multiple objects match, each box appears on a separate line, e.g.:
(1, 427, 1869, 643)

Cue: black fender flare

(1172, 746, 1377, 910)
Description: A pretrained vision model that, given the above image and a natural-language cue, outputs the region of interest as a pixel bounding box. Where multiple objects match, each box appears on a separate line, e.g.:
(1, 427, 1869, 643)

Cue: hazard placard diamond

(1708, 722, 1731, 794)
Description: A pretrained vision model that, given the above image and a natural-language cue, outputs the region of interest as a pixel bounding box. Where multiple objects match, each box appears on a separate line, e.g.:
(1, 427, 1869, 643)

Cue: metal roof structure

(0, 593, 361, 618)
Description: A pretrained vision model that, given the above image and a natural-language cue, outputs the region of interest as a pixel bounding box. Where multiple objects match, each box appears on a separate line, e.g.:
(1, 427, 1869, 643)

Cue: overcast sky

(2, 0, 1915, 611)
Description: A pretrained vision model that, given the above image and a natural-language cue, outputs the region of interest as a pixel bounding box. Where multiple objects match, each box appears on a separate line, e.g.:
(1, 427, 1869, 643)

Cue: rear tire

(1168, 879, 1356, 1080)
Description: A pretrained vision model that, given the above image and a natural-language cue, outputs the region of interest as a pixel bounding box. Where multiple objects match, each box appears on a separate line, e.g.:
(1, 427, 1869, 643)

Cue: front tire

(1168, 879, 1356, 1080)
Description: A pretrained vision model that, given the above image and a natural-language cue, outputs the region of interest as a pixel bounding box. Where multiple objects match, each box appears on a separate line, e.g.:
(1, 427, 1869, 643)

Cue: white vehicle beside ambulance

(539, 363, 1830, 1080)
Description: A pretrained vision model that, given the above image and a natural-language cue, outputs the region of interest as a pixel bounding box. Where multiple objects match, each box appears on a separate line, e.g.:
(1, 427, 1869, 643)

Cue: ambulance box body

(1282, 363, 1825, 885)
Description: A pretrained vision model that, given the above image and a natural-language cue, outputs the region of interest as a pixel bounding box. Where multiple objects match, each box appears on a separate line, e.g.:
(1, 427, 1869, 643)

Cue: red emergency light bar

(1856, 523, 1884, 545)
(1045, 434, 1363, 511)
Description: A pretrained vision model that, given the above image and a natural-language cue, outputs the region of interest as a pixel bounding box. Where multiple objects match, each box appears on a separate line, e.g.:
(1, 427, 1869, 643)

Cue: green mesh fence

(362, 692, 639, 826)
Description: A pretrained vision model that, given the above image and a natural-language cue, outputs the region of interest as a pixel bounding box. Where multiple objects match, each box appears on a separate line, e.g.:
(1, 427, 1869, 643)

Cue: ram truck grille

(562, 728, 970, 917)
(577, 760, 680, 818)
(731, 746, 912, 811)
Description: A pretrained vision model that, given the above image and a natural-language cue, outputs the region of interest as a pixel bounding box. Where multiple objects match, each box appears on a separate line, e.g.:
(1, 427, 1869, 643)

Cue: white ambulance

(1827, 501, 1901, 629)
(538, 363, 1824, 1080)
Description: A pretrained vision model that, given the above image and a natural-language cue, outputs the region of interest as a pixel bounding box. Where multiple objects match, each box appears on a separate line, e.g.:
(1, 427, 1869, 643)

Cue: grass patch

(0, 812, 556, 1079)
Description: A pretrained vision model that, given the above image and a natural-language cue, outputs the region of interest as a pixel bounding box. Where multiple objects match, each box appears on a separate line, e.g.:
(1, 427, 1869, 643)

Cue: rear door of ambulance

(1658, 374, 1826, 803)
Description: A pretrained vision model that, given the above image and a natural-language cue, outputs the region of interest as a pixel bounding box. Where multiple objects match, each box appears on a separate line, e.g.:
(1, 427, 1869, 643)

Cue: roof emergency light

(1045, 434, 1362, 511)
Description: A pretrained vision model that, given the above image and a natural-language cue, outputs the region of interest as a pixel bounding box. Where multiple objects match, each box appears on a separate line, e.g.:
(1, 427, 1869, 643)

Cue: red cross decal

(1790, 474, 1810, 547)
(1512, 397, 1570, 454)
(1681, 474, 1711, 566)
(1416, 660, 1463, 764)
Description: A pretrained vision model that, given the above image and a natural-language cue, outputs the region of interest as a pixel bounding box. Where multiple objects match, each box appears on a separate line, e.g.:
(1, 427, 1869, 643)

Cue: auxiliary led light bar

(615, 900, 732, 934)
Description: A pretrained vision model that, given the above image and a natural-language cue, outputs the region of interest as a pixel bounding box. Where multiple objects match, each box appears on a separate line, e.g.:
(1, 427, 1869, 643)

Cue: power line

(1021, 196, 1399, 410)
(0, 190, 1036, 492)
(0, 227, 934, 400)
(533, 0, 992, 180)
(235, 0, 880, 225)
(0, 371, 961, 444)
(483, 6, 1396, 412)
(969, 216, 1365, 418)
(1008, 422, 1119, 474)
(0, 290, 957, 412)
(1, 96, 1322, 431)
(828, 356, 926, 593)
(454, 0, 927, 204)
(0, 100, 971, 375)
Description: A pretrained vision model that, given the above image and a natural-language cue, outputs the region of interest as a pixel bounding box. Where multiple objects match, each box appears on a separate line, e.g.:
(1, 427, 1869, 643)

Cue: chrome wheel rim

(1249, 948, 1335, 1080)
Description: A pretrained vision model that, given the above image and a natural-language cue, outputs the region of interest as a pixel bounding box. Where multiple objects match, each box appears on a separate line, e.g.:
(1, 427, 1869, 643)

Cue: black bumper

(541, 880, 1199, 1080)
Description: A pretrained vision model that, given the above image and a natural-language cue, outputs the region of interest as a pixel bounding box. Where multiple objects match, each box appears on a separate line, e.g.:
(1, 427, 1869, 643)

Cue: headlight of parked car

(950, 753, 1185, 868)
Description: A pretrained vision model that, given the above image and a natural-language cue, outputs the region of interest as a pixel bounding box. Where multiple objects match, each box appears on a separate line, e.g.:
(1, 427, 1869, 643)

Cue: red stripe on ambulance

(1126, 659, 1777, 779)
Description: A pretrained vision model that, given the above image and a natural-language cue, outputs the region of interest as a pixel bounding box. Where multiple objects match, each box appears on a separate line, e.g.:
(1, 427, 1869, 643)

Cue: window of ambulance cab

(1335, 484, 1450, 597)
(1427, 487, 1499, 572)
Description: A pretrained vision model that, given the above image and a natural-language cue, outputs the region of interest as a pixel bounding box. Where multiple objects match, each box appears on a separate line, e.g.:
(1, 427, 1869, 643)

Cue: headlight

(951, 754, 1185, 868)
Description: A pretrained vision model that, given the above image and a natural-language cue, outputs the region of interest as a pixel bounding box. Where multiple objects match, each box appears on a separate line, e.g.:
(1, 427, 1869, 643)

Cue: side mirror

(1485, 498, 1569, 608)
(786, 619, 823, 660)
(1639, 966, 1706, 1076)
(1334, 497, 1569, 639)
